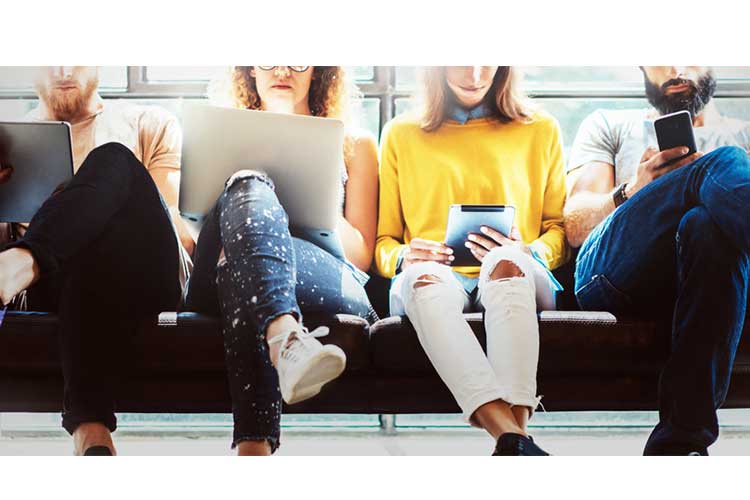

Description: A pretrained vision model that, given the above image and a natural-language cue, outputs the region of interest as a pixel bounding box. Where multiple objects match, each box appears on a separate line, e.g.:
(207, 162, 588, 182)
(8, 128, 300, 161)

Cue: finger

(478, 225, 507, 244)
(469, 247, 485, 263)
(467, 233, 498, 251)
(650, 146, 690, 169)
(509, 225, 522, 241)
(640, 147, 659, 163)
(480, 226, 514, 246)
(465, 241, 488, 259)
(410, 238, 453, 255)
(407, 249, 454, 263)
(668, 151, 703, 170)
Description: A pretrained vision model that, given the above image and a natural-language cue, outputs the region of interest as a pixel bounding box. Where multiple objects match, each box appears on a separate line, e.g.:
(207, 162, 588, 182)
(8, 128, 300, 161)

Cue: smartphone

(654, 110, 697, 160)
(444, 204, 515, 267)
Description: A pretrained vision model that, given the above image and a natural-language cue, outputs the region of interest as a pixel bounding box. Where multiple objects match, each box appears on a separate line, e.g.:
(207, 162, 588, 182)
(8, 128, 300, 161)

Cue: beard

(37, 76, 99, 122)
(644, 71, 717, 117)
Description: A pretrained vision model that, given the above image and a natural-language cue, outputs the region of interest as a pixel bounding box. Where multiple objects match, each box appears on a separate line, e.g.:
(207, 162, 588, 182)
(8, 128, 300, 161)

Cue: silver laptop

(0, 121, 74, 222)
(179, 103, 346, 259)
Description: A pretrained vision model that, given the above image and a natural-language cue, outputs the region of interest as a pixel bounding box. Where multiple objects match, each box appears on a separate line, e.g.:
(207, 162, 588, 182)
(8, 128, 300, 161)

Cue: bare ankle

(73, 422, 115, 456)
(265, 314, 300, 365)
(237, 440, 272, 456)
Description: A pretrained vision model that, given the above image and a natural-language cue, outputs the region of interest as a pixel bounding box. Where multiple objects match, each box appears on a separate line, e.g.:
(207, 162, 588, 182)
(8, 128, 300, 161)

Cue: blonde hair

(419, 66, 531, 132)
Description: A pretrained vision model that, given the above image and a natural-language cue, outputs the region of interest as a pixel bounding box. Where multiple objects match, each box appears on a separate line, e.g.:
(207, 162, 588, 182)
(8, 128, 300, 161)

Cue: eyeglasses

(256, 66, 310, 73)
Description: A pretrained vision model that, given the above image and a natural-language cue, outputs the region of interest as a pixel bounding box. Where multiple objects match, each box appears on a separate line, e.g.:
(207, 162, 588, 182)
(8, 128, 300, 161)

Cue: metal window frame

(3, 66, 750, 122)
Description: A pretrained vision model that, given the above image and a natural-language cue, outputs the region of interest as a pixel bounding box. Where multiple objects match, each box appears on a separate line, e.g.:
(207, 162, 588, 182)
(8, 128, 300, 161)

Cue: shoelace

(268, 326, 330, 363)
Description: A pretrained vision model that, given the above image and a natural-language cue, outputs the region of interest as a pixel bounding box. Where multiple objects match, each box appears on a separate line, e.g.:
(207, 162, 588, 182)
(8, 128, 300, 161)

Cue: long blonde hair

(419, 66, 531, 132)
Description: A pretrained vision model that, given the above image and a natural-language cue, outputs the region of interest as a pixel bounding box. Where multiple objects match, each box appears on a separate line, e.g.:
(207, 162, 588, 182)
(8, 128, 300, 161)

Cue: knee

(221, 170, 281, 214)
(710, 145, 748, 165)
(489, 259, 525, 281)
(480, 246, 533, 283)
(413, 273, 444, 290)
(225, 170, 274, 193)
(79, 142, 142, 177)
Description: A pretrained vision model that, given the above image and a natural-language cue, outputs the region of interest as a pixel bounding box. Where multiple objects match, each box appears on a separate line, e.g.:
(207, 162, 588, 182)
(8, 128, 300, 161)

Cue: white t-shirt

(567, 108, 750, 185)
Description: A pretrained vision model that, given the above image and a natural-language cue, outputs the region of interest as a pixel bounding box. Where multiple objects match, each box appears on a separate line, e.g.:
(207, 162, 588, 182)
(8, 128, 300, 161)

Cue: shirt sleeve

(529, 118, 570, 271)
(567, 109, 618, 173)
(375, 120, 408, 278)
(138, 107, 182, 172)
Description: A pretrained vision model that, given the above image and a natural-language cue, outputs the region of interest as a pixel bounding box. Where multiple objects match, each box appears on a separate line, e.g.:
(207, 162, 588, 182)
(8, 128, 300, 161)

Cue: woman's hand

(465, 225, 531, 263)
(400, 238, 454, 270)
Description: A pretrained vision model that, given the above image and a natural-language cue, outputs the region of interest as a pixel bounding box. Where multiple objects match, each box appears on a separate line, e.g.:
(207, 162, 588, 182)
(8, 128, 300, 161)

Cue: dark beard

(644, 72, 717, 117)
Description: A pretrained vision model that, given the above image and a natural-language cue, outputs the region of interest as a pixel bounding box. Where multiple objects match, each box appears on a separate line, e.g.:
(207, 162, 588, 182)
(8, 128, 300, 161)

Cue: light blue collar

(447, 102, 493, 124)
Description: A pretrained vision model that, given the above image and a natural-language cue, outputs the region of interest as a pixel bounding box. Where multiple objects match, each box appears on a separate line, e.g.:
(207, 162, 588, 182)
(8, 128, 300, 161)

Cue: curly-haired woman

(184, 66, 379, 455)
(376, 66, 568, 455)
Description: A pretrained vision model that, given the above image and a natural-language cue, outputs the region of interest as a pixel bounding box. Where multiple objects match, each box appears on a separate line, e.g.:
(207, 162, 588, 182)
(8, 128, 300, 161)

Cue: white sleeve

(567, 110, 618, 173)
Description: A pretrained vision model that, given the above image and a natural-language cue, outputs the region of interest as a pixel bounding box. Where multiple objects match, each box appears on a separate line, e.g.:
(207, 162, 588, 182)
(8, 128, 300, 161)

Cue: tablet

(0, 121, 74, 222)
(444, 204, 515, 267)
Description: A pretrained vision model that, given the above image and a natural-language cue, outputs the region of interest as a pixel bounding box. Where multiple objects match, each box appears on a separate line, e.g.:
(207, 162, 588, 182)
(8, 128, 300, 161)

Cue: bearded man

(564, 66, 750, 455)
(0, 66, 194, 455)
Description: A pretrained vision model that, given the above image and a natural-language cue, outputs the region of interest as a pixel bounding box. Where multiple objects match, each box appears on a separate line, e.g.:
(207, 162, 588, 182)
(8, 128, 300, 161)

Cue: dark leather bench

(2, 265, 749, 415)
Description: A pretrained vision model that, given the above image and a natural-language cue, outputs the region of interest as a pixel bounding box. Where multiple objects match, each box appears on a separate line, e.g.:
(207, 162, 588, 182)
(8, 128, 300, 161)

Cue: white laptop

(0, 121, 74, 222)
(179, 103, 347, 259)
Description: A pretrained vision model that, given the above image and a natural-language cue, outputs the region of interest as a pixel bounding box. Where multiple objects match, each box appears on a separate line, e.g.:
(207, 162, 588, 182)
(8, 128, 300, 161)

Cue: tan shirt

(24, 99, 191, 295)
(26, 99, 182, 173)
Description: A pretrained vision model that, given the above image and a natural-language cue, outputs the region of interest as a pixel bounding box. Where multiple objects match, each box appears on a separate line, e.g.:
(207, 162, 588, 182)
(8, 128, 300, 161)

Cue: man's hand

(400, 238, 454, 270)
(626, 146, 703, 198)
(0, 164, 13, 184)
(465, 225, 530, 263)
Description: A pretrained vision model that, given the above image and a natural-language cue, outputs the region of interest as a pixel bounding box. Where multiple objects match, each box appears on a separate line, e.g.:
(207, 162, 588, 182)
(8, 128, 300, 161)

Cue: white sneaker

(269, 326, 347, 405)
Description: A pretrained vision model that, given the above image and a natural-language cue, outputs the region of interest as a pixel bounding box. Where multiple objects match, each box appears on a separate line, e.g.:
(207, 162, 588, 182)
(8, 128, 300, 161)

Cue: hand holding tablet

(444, 204, 519, 266)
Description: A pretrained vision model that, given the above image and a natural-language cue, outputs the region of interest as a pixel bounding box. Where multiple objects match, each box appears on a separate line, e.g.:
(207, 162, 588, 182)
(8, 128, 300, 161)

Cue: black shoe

(493, 433, 550, 456)
(83, 446, 113, 456)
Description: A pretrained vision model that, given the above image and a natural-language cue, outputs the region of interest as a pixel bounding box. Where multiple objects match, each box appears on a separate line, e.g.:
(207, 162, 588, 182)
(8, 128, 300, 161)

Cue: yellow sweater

(375, 111, 569, 279)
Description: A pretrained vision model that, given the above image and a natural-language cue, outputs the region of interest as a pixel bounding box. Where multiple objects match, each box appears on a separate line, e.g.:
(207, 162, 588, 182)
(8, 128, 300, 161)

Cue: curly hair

(229, 66, 351, 120)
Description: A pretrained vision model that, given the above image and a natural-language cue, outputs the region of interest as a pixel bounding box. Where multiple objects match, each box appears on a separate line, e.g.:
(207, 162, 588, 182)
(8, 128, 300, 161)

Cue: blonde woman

(184, 66, 379, 455)
(376, 66, 568, 455)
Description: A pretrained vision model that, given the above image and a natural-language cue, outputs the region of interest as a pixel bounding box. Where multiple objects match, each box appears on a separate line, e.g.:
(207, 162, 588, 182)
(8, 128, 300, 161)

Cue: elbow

(563, 218, 585, 249)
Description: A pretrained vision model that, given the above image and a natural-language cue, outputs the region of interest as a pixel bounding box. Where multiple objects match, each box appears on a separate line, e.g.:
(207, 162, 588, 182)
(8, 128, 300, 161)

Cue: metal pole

(378, 414, 397, 435)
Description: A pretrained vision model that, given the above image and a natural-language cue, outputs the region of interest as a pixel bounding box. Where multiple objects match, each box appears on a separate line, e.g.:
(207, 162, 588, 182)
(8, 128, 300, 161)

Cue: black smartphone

(654, 110, 697, 160)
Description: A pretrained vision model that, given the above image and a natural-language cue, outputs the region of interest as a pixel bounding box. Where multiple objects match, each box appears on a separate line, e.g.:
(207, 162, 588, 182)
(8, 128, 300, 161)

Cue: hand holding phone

(654, 110, 697, 159)
(626, 111, 703, 198)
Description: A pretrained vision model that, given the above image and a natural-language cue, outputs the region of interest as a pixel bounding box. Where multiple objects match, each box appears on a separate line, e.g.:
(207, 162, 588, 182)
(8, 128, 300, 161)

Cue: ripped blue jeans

(183, 171, 376, 452)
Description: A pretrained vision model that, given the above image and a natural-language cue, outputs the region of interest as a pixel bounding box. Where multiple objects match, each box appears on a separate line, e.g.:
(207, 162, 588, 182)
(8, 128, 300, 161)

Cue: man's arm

(139, 108, 196, 256)
(563, 162, 616, 248)
(564, 147, 703, 248)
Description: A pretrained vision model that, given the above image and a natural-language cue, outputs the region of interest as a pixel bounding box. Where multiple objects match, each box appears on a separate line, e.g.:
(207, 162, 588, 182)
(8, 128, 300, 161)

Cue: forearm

(375, 237, 407, 278)
(338, 216, 373, 272)
(530, 226, 569, 270)
(563, 192, 616, 248)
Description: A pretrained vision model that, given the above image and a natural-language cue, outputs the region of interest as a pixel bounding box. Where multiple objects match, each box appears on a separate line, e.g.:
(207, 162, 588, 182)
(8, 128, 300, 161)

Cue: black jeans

(184, 172, 376, 452)
(6, 142, 182, 434)
(575, 146, 750, 455)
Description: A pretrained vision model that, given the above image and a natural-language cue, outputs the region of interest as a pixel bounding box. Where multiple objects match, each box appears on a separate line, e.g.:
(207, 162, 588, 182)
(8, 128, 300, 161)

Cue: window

(2, 66, 750, 431)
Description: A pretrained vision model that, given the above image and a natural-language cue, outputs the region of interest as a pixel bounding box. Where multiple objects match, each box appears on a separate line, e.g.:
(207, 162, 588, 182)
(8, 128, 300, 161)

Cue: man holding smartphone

(564, 66, 750, 455)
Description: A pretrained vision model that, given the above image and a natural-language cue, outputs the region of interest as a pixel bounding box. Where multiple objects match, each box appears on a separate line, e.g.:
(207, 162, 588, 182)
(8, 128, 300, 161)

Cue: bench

(2, 265, 750, 415)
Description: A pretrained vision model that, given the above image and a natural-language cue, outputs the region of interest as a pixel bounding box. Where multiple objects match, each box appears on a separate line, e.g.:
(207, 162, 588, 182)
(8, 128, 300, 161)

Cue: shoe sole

(283, 346, 347, 405)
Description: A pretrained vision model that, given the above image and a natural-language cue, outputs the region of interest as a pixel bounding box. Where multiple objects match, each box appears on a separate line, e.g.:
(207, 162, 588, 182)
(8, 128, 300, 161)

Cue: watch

(612, 182, 629, 208)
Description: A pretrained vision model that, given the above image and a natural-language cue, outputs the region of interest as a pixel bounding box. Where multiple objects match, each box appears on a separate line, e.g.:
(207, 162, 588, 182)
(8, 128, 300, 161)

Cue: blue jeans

(575, 146, 750, 455)
(184, 172, 376, 452)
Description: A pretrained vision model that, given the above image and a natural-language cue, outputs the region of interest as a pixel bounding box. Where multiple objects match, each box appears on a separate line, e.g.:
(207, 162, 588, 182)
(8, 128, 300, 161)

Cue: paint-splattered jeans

(183, 171, 377, 452)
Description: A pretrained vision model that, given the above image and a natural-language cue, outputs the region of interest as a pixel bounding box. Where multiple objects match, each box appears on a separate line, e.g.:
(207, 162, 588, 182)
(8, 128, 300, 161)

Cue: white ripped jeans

(390, 246, 556, 423)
